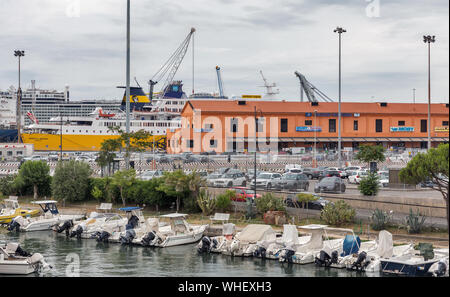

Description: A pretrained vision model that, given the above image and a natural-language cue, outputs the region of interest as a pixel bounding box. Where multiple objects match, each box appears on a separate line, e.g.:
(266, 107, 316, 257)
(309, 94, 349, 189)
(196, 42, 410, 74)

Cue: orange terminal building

(166, 100, 449, 154)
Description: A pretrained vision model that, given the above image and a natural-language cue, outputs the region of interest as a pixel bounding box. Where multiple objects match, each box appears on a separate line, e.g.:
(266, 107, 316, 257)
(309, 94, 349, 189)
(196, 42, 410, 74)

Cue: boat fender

(119, 229, 136, 244)
(96, 231, 111, 243)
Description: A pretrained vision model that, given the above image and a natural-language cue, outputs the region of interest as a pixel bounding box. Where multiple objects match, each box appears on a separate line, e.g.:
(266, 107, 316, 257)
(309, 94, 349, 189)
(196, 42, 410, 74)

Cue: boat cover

(281, 225, 299, 246)
(222, 223, 235, 236)
(376, 230, 393, 258)
(235, 224, 276, 244)
(341, 235, 361, 256)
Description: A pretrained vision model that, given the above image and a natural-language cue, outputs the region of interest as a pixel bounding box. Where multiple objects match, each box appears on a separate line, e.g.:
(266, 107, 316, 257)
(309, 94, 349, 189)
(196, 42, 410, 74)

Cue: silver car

(249, 172, 283, 190)
(214, 172, 247, 188)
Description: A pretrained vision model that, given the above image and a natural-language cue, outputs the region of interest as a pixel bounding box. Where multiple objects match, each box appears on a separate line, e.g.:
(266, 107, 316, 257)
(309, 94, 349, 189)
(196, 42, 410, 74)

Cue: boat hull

(380, 259, 438, 276)
(0, 209, 40, 225)
(0, 261, 36, 275)
(21, 133, 165, 151)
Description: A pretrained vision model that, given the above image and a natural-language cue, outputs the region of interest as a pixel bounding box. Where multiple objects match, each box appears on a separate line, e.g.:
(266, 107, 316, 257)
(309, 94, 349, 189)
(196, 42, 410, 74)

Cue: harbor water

(0, 230, 377, 277)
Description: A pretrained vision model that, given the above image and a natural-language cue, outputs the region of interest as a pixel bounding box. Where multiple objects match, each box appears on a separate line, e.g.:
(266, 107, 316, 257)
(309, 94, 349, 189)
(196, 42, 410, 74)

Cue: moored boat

(0, 242, 52, 275)
(0, 196, 40, 225)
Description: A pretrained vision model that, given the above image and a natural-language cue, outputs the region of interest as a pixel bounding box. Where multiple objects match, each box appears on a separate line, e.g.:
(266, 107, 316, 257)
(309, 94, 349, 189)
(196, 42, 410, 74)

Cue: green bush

(405, 209, 427, 234)
(215, 190, 234, 212)
(320, 200, 355, 226)
(358, 171, 380, 196)
(296, 193, 318, 208)
(255, 193, 285, 214)
(0, 175, 17, 196)
(52, 160, 93, 202)
(370, 209, 392, 231)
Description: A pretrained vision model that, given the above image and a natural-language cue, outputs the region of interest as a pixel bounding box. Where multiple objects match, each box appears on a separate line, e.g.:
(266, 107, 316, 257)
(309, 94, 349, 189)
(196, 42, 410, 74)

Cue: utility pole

(423, 35, 435, 150)
(125, 0, 131, 169)
(14, 50, 25, 143)
(334, 27, 346, 167)
(413, 88, 416, 104)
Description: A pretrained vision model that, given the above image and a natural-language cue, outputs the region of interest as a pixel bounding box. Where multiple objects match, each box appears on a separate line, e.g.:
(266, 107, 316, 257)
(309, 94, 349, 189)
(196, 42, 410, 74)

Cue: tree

(97, 138, 121, 176)
(399, 143, 449, 227)
(111, 169, 136, 206)
(297, 193, 318, 219)
(354, 145, 386, 168)
(358, 171, 380, 196)
(17, 161, 51, 200)
(52, 160, 93, 202)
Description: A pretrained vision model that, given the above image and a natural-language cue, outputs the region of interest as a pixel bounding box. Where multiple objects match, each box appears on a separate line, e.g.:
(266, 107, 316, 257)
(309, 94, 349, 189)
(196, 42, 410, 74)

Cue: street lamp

(313, 110, 318, 168)
(423, 35, 435, 150)
(14, 50, 25, 143)
(125, 0, 131, 169)
(253, 106, 263, 196)
(334, 27, 346, 167)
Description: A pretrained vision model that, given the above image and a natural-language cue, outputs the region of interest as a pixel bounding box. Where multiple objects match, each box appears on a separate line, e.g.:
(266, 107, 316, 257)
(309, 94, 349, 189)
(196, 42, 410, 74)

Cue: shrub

(405, 209, 427, 234)
(296, 193, 318, 208)
(197, 189, 216, 216)
(320, 200, 355, 226)
(255, 193, 285, 214)
(216, 190, 234, 212)
(91, 186, 103, 201)
(358, 171, 380, 196)
(0, 175, 17, 196)
(370, 209, 393, 231)
(17, 160, 51, 199)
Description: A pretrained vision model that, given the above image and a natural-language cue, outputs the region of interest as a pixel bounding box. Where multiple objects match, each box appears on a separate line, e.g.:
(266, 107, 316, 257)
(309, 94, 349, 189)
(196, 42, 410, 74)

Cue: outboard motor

(211, 238, 219, 250)
(7, 219, 21, 232)
(142, 231, 157, 247)
(280, 248, 295, 263)
(56, 220, 73, 236)
(253, 246, 267, 259)
(315, 250, 332, 267)
(351, 251, 370, 271)
(15, 245, 31, 257)
(70, 225, 84, 239)
(434, 260, 448, 277)
(96, 231, 111, 243)
(331, 250, 339, 264)
(197, 236, 211, 254)
(126, 215, 139, 230)
(119, 229, 136, 245)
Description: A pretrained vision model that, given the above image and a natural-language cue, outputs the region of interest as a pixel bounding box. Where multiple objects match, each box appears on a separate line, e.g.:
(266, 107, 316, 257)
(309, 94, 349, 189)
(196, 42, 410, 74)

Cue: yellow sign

(435, 127, 449, 132)
(242, 95, 262, 99)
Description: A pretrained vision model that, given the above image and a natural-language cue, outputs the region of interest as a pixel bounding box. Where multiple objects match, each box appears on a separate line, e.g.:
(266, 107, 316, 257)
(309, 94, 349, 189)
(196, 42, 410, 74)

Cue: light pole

(334, 27, 346, 167)
(423, 35, 435, 150)
(14, 50, 25, 143)
(413, 88, 416, 104)
(313, 110, 317, 168)
(125, 0, 131, 169)
(253, 106, 263, 195)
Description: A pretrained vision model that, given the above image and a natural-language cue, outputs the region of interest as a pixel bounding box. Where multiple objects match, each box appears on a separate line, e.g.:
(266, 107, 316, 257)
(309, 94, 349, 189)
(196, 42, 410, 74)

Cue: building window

(353, 120, 358, 131)
(230, 118, 238, 133)
(305, 120, 312, 126)
(280, 119, 288, 132)
(376, 119, 383, 133)
(205, 123, 213, 130)
(398, 121, 405, 126)
(420, 141, 428, 149)
(329, 119, 336, 133)
(443, 121, 449, 126)
(187, 140, 194, 148)
(210, 139, 217, 148)
(421, 119, 427, 133)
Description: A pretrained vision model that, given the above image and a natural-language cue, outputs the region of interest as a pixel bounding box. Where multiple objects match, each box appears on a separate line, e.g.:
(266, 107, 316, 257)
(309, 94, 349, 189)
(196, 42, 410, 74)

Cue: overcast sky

(0, 0, 448, 103)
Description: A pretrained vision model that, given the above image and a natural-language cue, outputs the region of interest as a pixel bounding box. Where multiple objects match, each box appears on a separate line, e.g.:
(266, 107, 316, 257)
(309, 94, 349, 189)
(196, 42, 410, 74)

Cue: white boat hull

(0, 260, 37, 275)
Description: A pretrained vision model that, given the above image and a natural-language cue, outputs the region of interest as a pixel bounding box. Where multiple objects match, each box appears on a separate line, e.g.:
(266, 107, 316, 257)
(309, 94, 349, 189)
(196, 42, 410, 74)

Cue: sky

(0, 0, 448, 103)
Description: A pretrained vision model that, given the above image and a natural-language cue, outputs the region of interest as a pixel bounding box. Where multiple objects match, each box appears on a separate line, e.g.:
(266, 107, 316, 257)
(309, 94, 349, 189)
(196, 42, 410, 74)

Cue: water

(0, 230, 375, 277)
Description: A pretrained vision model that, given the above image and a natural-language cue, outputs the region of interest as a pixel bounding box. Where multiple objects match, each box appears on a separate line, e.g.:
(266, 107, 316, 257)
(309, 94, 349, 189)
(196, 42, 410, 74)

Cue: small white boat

(7, 200, 85, 232)
(221, 224, 277, 257)
(139, 213, 207, 248)
(0, 242, 52, 275)
(103, 207, 147, 244)
(197, 223, 236, 254)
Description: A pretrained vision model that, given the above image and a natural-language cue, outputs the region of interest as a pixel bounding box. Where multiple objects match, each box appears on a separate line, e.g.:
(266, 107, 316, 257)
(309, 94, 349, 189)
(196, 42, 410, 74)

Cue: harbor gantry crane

(259, 70, 280, 100)
(148, 28, 196, 100)
(294, 71, 333, 102)
(215, 66, 225, 97)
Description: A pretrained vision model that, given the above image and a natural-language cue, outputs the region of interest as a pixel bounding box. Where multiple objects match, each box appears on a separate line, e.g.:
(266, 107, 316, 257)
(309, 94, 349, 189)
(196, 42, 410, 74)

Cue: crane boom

(216, 66, 224, 97)
(294, 71, 333, 102)
(150, 28, 196, 97)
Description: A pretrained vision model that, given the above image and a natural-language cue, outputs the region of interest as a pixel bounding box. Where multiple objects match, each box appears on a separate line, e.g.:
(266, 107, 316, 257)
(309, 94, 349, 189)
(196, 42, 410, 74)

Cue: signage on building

(435, 127, 449, 132)
(390, 127, 415, 132)
(305, 112, 354, 117)
(296, 126, 322, 132)
(241, 95, 262, 99)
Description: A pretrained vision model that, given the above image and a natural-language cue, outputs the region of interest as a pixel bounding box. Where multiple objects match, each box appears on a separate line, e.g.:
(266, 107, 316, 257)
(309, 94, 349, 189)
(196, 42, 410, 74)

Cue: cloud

(0, 0, 448, 103)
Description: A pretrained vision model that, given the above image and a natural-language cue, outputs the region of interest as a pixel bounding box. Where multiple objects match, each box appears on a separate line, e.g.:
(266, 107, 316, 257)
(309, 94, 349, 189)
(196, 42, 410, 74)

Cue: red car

(230, 187, 262, 202)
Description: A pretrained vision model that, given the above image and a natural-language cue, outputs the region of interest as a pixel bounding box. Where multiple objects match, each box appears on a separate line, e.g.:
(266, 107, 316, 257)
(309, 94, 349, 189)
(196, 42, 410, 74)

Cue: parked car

(230, 187, 261, 202)
(206, 173, 223, 187)
(378, 171, 389, 187)
(319, 169, 341, 180)
(214, 171, 247, 187)
(246, 170, 264, 181)
(344, 166, 364, 177)
(285, 194, 331, 210)
(23, 155, 48, 162)
(348, 170, 369, 184)
(314, 177, 346, 193)
(302, 167, 323, 180)
(274, 173, 309, 191)
(249, 172, 283, 190)
(138, 170, 164, 181)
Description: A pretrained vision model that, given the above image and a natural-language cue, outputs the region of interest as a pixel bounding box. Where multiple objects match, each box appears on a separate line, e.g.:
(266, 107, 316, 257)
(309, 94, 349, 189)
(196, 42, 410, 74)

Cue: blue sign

(390, 127, 414, 132)
(296, 126, 322, 132)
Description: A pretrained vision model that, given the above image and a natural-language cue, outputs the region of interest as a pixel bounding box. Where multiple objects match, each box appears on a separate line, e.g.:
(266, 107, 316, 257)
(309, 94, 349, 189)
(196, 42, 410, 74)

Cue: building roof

(185, 100, 449, 115)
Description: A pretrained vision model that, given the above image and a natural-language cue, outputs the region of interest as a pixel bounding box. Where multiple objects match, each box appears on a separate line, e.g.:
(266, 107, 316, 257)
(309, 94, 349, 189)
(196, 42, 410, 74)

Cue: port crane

(259, 71, 279, 100)
(148, 28, 196, 100)
(215, 66, 225, 97)
(294, 71, 333, 102)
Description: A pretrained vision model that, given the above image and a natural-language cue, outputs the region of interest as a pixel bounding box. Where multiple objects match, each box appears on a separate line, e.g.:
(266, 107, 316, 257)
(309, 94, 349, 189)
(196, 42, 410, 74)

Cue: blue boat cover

(119, 207, 142, 212)
(340, 235, 361, 256)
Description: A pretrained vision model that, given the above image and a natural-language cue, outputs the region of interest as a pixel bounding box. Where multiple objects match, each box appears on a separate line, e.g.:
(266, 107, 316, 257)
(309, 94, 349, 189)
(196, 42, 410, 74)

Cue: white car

(348, 170, 369, 184)
(249, 172, 283, 189)
(138, 170, 164, 181)
(378, 171, 389, 187)
(213, 172, 247, 187)
(23, 155, 48, 162)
